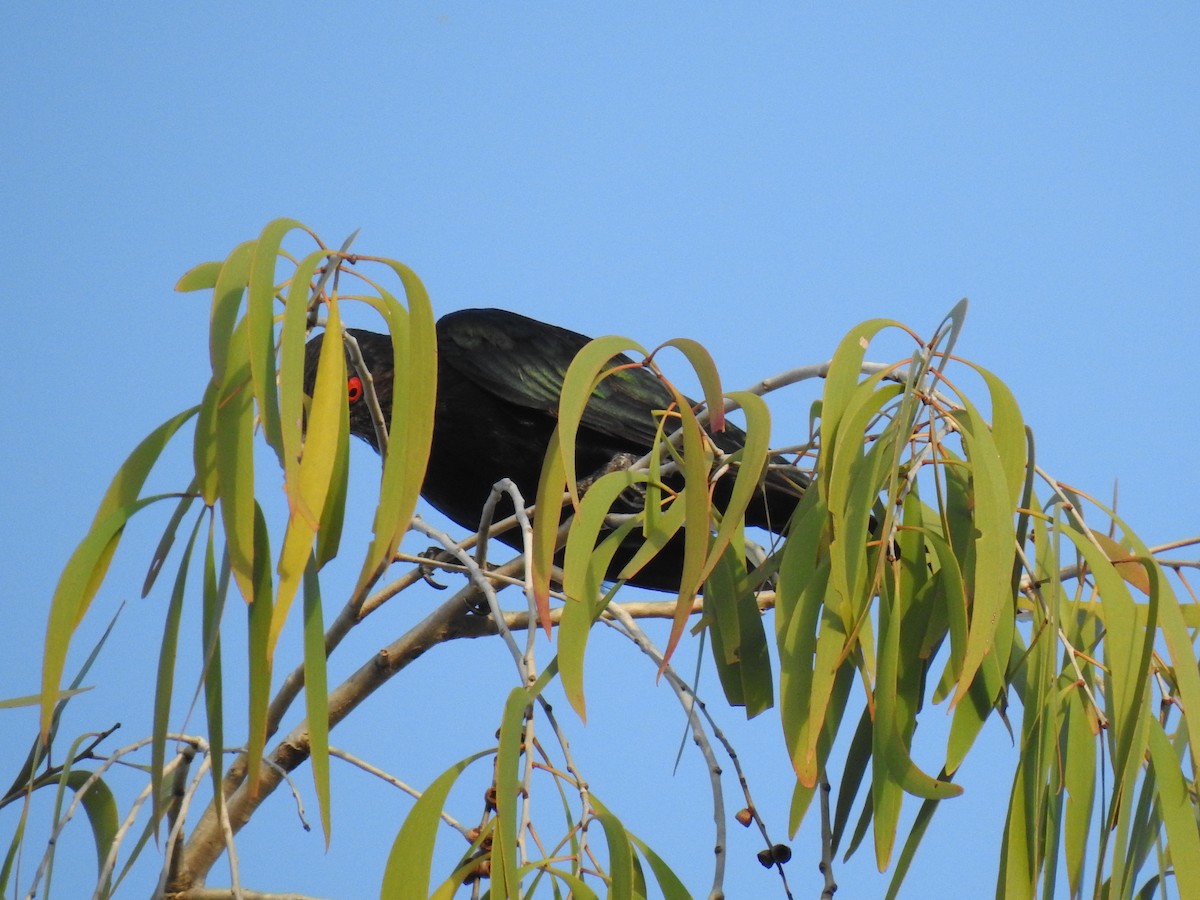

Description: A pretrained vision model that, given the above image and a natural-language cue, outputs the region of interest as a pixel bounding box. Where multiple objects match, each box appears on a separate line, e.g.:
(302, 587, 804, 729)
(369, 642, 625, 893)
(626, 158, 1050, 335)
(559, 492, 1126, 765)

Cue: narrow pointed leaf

(175, 260, 222, 293)
(532, 427, 568, 634)
(1147, 719, 1200, 898)
(949, 399, 1018, 709)
(151, 512, 203, 826)
(354, 267, 438, 596)
(247, 218, 308, 464)
(207, 240, 255, 384)
(561, 469, 650, 718)
(64, 770, 118, 876)
(273, 296, 346, 654)
(245, 504, 274, 796)
(380, 751, 493, 898)
(589, 795, 636, 898)
(214, 320, 257, 602)
(657, 336, 725, 432)
(494, 688, 529, 898)
(302, 557, 332, 847)
(556, 335, 649, 509)
(40, 494, 172, 737)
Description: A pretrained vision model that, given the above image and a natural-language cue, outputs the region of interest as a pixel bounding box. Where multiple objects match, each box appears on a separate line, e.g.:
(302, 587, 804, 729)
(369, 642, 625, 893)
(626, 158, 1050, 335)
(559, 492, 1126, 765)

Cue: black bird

(303, 308, 807, 591)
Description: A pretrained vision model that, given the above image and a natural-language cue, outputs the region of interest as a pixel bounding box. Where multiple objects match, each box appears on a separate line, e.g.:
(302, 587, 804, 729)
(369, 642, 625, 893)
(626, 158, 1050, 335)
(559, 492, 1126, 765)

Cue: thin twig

(603, 604, 728, 900)
(327, 747, 471, 839)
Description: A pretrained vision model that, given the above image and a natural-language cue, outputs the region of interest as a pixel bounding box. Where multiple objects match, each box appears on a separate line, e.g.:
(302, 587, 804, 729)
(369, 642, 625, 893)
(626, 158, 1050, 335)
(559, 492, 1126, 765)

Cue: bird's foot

(578, 452, 648, 513)
(416, 547, 450, 590)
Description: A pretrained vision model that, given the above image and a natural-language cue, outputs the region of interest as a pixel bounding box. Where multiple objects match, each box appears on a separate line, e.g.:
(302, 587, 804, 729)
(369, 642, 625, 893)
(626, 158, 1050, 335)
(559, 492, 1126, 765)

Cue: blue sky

(2, 6, 1197, 898)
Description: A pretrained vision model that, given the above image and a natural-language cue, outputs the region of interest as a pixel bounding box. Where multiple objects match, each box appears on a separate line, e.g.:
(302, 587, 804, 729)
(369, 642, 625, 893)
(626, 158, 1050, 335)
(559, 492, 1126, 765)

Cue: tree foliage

(4, 220, 1198, 899)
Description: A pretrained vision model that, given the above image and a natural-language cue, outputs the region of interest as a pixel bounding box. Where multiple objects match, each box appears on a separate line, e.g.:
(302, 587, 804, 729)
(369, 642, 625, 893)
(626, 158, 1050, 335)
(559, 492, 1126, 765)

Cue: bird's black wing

(437, 308, 680, 449)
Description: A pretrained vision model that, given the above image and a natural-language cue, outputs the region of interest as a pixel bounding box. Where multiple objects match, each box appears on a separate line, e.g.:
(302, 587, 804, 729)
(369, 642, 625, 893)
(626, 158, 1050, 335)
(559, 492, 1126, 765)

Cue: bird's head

(303, 328, 395, 453)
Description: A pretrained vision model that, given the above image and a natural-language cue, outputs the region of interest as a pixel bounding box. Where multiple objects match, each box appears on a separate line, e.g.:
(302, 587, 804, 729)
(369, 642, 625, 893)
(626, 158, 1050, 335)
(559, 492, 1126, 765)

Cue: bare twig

(602, 604, 728, 900)
(818, 773, 836, 900)
(327, 747, 471, 839)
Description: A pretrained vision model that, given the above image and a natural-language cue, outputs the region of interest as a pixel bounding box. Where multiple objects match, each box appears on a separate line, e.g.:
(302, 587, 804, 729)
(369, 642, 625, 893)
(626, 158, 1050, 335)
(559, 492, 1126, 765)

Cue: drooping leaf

(589, 795, 636, 898)
(64, 770, 119, 877)
(655, 336, 725, 432)
(40, 492, 175, 738)
(354, 267, 438, 597)
(175, 260, 222, 293)
(1146, 719, 1200, 898)
(246, 218, 308, 465)
(532, 426, 569, 634)
(380, 751, 493, 899)
(214, 318, 257, 603)
(151, 511, 204, 827)
(200, 520, 226, 816)
(948, 399, 1018, 710)
(244, 503, 274, 798)
(560, 469, 649, 719)
(556, 335, 649, 510)
(493, 687, 529, 898)
(273, 294, 346, 654)
(302, 556, 332, 847)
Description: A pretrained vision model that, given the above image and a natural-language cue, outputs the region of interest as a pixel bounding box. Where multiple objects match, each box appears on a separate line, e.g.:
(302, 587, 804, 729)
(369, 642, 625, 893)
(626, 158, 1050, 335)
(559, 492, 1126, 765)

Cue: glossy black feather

(304, 308, 807, 591)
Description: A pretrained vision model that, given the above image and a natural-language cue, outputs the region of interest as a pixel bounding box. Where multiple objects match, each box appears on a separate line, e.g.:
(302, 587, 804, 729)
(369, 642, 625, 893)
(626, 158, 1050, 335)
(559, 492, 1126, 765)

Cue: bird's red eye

(347, 376, 364, 403)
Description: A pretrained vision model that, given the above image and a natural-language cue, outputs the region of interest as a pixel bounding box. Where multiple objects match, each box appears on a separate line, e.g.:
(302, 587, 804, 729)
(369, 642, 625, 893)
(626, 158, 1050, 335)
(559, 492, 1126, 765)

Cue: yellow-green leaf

(302, 558, 332, 847)
(354, 267, 438, 597)
(175, 260, 222, 293)
(656, 336, 725, 432)
(380, 751, 493, 899)
(557, 335, 649, 509)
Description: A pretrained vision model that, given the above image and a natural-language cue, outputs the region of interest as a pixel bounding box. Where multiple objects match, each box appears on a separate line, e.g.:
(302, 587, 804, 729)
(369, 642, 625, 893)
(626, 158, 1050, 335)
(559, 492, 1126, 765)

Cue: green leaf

(64, 770, 119, 877)
(214, 318, 257, 602)
(556, 334, 649, 510)
(303, 557, 332, 847)
(200, 521, 226, 815)
(207, 240, 255, 385)
(244, 504, 274, 800)
(151, 511, 204, 827)
(0, 688, 90, 709)
(1146, 719, 1200, 898)
(380, 750, 493, 899)
(532, 426, 569, 634)
(775, 491, 830, 787)
(141, 485, 198, 598)
(704, 541, 747, 708)
(824, 378, 902, 628)
(628, 832, 691, 899)
(656, 336, 725, 432)
(832, 709, 873, 855)
(698, 390, 771, 586)
(885, 768, 957, 900)
(617, 498, 686, 583)
(589, 795, 636, 898)
(354, 267, 438, 598)
(247, 218, 308, 466)
(1110, 518, 1200, 775)
(278, 247, 342, 531)
(40, 493, 174, 737)
(818, 318, 900, 470)
(560, 469, 650, 719)
(659, 386, 712, 671)
(1061, 526, 1154, 807)
(706, 538, 773, 716)
(948, 398, 1018, 710)
(274, 295, 347, 654)
(494, 688, 529, 897)
(1062, 678, 1096, 897)
(175, 260, 222, 292)
(89, 404, 199, 576)
(193, 381, 220, 504)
